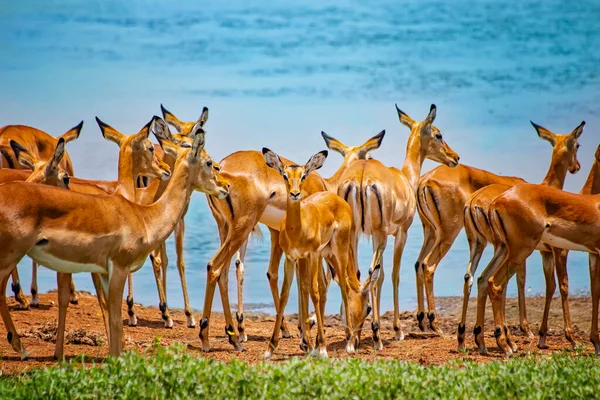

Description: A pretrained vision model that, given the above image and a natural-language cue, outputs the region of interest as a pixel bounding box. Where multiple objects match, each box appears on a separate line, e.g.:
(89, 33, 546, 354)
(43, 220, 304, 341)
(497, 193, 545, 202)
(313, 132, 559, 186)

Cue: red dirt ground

(0, 292, 595, 375)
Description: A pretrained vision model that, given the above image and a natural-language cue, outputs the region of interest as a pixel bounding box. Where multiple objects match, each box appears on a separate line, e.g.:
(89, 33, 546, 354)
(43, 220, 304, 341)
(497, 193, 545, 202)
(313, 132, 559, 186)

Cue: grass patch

(1, 343, 599, 399)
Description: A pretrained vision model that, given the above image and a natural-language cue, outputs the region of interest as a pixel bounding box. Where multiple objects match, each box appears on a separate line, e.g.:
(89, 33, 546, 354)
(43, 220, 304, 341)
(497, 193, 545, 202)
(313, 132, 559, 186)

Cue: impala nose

(290, 191, 301, 200)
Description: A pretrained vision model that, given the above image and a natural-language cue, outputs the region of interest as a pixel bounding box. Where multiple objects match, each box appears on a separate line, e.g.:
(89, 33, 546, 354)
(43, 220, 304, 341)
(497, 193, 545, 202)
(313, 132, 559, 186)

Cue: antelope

(476, 124, 586, 357)
(330, 104, 459, 350)
(0, 118, 228, 358)
(0, 123, 82, 307)
(197, 128, 383, 351)
(261, 148, 379, 359)
(457, 121, 583, 351)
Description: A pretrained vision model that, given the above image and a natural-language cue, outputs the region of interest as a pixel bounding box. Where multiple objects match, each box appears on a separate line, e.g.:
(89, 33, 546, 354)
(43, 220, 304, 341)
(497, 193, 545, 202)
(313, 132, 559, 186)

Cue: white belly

(261, 204, 285, 230)
(28, 247, 106, 274)
(541, 232, 591, 252)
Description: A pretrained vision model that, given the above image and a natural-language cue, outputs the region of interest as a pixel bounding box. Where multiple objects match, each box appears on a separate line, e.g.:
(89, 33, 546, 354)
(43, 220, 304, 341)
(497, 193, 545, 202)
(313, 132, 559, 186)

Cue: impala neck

(324, 156, 352, 191)
(580, 159, 600, 195)
(541, 153, 570, 189)
(400, 133, 425, 192)
(284, 196, 304, 242)
(112, 146, 137, 201)
(143, 154, 193, 246)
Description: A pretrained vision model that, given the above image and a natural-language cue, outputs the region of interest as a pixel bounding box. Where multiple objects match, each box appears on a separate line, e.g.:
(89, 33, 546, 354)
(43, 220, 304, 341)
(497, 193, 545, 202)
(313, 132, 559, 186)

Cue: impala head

(10, 138, 71, 188)
(161, 104, 209, 136)
(396, 104, 459, 167)
(263, 148, 328, 201)
(349, 266, 380, 342)
(531, 120, 584, 174)
(321, 130, 385, 163)
(96, 116, 172, 182)
(153, 117, 229, 198)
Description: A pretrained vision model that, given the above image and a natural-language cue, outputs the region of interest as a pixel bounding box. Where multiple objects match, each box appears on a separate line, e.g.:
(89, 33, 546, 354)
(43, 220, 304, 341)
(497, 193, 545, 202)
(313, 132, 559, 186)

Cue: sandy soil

(0, 292, 595, 375)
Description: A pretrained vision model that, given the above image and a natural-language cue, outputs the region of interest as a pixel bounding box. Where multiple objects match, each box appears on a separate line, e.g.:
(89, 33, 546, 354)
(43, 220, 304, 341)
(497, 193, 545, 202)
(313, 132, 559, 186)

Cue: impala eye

(435, 133, 443, 140)
(301, 174, 306, 182)
(206, 160, 213, 168)
(283, 175, 289, 181)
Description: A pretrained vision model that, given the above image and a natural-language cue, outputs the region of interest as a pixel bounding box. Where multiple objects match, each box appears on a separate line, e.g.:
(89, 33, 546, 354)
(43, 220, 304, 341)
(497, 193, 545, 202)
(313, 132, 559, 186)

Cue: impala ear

(152, 116, 173, 141)
(132, 117, 154, 148)
(10, 140, 36, 170)
(198, 107, 209, 127)
(157, 137, 178, 157)
(190, 123, 205, 158)
(304, 150, 328, 174)
(262, 148, 285, 176)
(570, 121, 585, 139)
(595, 145, 600, 162)
(161, 104, 184, 133)
(361, 265, 381, 295)
(424, 104, 437, 125)
(358, 130, 385, 158)
(96, 117, 124, 145)
(395, 104, 416, 129)
(48, 138, 66, 171)
(530, 121, 556, 146)
(59, 121, 83, 143)
(321, 131, 347, 156)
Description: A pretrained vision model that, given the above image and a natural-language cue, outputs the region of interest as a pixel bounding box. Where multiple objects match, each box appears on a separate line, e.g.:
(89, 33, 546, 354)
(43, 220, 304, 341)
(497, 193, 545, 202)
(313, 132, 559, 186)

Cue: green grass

(1, 343, 599, 399)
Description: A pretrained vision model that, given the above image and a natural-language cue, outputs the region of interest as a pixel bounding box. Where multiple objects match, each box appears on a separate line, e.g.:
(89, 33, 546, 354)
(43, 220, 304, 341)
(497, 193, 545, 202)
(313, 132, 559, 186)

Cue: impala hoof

(263, 349, 273, 360)
(395, 330, 405, 341)
(318, 348, 328, 358)
(70, 297, 79, 305)
(345, 342, 355, 353)
(21, 350, 30, 361)
(240, 332, 248, 342)
(373, 340, 384, 351)
(128, 315, 138, 327)
(164, 318, 174, 329)
(187, 315, 196, 329)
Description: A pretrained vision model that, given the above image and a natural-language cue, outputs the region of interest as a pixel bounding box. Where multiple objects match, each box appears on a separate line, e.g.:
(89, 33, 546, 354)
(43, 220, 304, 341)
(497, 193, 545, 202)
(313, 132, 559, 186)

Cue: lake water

(1, 0, 599, 315)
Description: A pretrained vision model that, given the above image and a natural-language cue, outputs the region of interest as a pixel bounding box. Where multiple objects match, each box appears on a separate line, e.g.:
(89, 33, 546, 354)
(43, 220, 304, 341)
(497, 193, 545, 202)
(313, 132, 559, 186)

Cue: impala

(0, 123, 82, 307)
(0, 118, 228, 358)
(262, 148, 378, 359)
(198, 128, 383, 351)
(477, 125, 586, 357)
(330, 104, 459, 349)
(457, 121, 583, 351)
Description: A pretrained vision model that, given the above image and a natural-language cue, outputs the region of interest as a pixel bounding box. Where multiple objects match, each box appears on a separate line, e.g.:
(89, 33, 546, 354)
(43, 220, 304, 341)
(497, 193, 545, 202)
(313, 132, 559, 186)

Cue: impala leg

(537, 250, 556, 349)
(126, 273, 137, 327)
(54, 272, 72, 360)
(458, 225, 486, 351)
(200, 229, 248, 352)
(554, 249, 575, 348)
(91, 272, 110, 342)
(297, 259, 313, 355)
(30, 261, 40, 307)
(265, 228, 291, 338)
(317, 258, 327, 332)
(308, 255, 327, 358)
(423, 242, 451, 335)
(11, 267, 29, 310)
(517, 253, 536, 338)
(589, 254, 600, 355)
(264, 258, 294, 359)
(150, 247, 172, 328)
(69, 275, 78, 305)
(488, 262, 514, 357)
(215, 258, 243, 351)
(391, 230, 407, 342)
(160, 242, 169, 322)
(499, 268, 518, 354)
(108, 265, 128, 357)
(172, 219, 195, 328)
(474, 245, 508, 355)
(0, 269, 28, 359)
(369, 233, 386, 350)
(235, 239, 248, 342)
(414, 225, 435, 332)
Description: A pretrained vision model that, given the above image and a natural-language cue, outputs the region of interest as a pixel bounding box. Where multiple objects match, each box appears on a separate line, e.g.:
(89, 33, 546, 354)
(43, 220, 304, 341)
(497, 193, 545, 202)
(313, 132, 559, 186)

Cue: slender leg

(265, 228, 291, 338)
(108, 265, 128, 357)
(0, 270, 28, 359)
(150, 247, 172, 328)
(126, 273, 138, 327)
(423, 242, 452, 335)
(537, 250, 556, 349)
(91, 273, 110, 342)
(308, 255, 327, 358)
(30, 261, 40, 307)
(297, 259, 313, 355)
(516, 250, 539, 338)
(264, 258, 294, 359)
(172, 219, 195, 328)
(458, 230, 487, 351)
(369, 233, 386, 350)
(392, 230, 408, 342)
(415, 222, 436, 332)
(488, 261, 514, 357)
(554, 249, 576, 348)
(589, 254, 600, 355)
(69, 276, 78, 305)
(11, 266, 29, 309)
(235, 239, 248, 341)
(54, 272, 72, 360)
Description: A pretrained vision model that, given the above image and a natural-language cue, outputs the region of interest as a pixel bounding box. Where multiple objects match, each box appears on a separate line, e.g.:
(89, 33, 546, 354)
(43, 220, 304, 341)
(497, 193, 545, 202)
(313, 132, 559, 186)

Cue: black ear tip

(202, 106, 209, 113)
(581, 121, 586, 126)
(57, 137, 65, 144)
(395, 103, 400, 111)
(75, 120, 84, 133)
(321, 150, 329, 157)
(377, 129, 386, 138)
(262, 147, 271, 155)
(430, 104, 436, 111)
(95, 116, 108, 130)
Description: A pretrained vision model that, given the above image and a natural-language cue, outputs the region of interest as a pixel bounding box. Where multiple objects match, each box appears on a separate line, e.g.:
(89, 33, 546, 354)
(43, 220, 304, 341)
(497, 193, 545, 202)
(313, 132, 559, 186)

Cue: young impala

(262, 148, 378, 359)
(457, 121, 583, 351)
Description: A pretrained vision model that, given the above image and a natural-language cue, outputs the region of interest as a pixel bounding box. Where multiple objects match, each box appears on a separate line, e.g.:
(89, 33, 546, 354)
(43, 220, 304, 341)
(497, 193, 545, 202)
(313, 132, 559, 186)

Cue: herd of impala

(0, 102, 597, 361)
